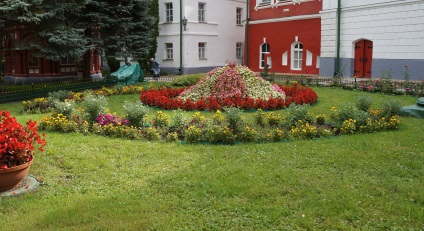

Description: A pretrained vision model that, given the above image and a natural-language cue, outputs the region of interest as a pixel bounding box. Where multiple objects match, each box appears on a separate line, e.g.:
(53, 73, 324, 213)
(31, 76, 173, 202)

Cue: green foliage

(48, 90, 72, 102)
(204, 125, 237, 144)
(315, 114, 325, 125)
(82, 94, 108, 124)
(254, 109, 266, 127)
(355, 94, 373, 112)
(266, 112, 282, 127)
(224, 107, 244, 132)
(165, 132, 179, 143)
(380, 99, 402, 119)
(123, 101, 149, 127)
(286, 103, 313, 127)
(237, 125, 258, 143)
(172, 74, 204, 86)
(152, 111, 169, 127)
(144, 127, 161, 141)
(53, 100, 76, 118)
(184, 126, 203, 144)
(170, 109, 189, 129)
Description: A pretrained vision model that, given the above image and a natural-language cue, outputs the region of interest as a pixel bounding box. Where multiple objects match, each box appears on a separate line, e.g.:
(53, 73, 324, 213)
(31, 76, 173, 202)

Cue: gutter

(335, 0, 341, 76)
(179, 0, 183, 74)
(245, 0, 249, 67)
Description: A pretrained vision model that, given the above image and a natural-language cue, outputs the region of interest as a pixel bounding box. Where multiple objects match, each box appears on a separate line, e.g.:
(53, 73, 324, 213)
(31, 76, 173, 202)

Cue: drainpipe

(335, 0, 341, 76)
(245, 0, 249, 67)
(179, 0, 183, 74)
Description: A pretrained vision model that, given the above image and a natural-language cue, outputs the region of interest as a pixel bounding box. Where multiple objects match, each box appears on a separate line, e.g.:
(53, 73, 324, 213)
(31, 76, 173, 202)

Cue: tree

(0, 0, 158, 80)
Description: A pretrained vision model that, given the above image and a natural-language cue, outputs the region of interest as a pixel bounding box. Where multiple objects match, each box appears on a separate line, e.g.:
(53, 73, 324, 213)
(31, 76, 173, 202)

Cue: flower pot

(0, 159, 33, 192)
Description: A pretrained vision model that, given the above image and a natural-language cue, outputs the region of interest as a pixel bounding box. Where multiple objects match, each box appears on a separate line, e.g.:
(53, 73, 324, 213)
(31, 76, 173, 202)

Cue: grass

(0, 87, 423, 230)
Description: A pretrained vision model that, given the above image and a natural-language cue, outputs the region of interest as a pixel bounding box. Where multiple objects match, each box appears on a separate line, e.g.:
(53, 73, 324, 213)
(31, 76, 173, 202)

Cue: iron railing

(0, 78, 118, 104)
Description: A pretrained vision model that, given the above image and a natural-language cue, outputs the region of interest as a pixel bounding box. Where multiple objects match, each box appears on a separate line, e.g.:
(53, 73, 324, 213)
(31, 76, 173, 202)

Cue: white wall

(157, 0, 246, 73)
(321, 0, 424, 60)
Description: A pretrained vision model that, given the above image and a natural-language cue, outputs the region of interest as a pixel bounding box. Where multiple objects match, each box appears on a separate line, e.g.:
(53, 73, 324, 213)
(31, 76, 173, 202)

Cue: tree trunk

(82, 49, 91, 80)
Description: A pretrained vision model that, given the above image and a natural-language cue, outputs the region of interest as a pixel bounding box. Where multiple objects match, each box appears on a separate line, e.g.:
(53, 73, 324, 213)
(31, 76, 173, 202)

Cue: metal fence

(0, 78, 118, 104)
(266, 74, 424, 97)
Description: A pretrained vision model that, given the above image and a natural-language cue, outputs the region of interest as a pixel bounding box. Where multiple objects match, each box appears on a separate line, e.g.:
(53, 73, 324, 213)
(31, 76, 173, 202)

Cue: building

(320, 0, 424, 80)
(156, 0, 246, 75)
(2, 26, 101, 83)
(245, 0, 322, 75)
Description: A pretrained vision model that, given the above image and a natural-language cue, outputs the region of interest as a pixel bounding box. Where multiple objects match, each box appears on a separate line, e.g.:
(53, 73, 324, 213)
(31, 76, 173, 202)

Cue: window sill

(199, 58, 208, 60)
(162, 59, 174, 61)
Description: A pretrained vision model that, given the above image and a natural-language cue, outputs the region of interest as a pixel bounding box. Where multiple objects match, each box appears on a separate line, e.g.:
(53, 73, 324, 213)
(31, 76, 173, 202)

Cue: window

(165, 43, 173, 60)
(60, 55, 72, 65)
(259, 0, 271, 4)
(199, 42, 206, 59)
(236, 8, 243, 25)
(291, 42, 303, 70)
(236, 42, 243, 59)
(165, 3, 173, 22)
(198, 3, 206, 23)
(260, 43, 270, 68)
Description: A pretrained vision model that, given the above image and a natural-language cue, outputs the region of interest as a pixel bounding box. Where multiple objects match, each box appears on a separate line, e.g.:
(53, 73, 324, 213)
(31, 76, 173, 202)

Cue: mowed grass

(0, 87, 423, 230)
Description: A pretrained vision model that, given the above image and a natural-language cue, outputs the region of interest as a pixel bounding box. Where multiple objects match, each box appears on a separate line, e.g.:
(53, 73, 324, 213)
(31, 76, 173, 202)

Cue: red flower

(1, 111, 46, 168)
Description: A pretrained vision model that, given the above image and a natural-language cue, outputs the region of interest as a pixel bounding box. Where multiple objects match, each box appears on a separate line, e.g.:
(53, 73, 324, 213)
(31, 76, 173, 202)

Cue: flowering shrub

(184, 126, 203, 144)
(152, 111, 169, 127)
(267, 112, 282, 127)
(0, 111, 46, 168)
(289, 120, 319, 140)
(204, 125, 236, 144)
(96, 113, 129, 127)
(22, 97, 50, 114)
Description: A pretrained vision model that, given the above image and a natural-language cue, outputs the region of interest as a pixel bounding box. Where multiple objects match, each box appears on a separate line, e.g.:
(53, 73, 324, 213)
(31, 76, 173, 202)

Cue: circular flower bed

(140, 64, 318, 111)
(140, 83, 317, 111)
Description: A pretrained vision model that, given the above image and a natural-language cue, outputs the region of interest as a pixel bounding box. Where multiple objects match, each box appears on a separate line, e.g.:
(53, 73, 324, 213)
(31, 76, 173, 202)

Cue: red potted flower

(0, 110, 46, 192)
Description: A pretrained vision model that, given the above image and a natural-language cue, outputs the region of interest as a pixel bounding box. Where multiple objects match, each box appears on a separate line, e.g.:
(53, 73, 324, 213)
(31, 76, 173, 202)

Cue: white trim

(249, 13, 321, 24)
(320, 0, 423, 13)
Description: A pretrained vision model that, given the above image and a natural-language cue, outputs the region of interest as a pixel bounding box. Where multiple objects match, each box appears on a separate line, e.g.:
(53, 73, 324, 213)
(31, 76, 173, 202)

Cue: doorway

(354, 40, 373, 78)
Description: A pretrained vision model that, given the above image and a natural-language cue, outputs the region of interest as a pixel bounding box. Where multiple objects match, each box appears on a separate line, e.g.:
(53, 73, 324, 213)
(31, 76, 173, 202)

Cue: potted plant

(0, 110, 46, 192)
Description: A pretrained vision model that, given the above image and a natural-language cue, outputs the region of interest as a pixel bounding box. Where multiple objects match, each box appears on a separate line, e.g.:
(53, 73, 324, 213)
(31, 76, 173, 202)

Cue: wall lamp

(182, 17, 188, 31)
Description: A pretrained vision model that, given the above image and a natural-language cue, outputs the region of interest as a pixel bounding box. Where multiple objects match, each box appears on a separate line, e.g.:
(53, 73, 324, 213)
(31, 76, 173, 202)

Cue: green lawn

(0, 87, 423, 230)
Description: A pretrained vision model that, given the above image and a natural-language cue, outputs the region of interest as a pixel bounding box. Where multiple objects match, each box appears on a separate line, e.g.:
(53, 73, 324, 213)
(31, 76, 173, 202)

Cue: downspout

(245, 0, 249, 67)
(179, 0, 183, 74)
(335, 0, 341, 76)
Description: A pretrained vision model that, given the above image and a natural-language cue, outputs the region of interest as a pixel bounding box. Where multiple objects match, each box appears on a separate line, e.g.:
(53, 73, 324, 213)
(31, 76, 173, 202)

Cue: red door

(354, 40, 373, 78)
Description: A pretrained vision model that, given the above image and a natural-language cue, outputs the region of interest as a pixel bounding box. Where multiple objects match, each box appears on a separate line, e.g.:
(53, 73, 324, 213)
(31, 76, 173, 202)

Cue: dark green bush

(172, 74, 204, 86)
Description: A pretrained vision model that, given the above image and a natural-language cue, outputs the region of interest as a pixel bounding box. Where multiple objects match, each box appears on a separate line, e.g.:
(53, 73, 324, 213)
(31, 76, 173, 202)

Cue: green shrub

(123, 101, 149, 127)
(224, 107, 244, 132)
(267, 112, 282, 127)
(315, 114, 325, 125)
(237, 125, 258, 143)
(380, 99, 402, 118)
(172, 74, 204, 86)
(152, 111, 169, 127)
(330, 103, 357, 128)
(355, 94, 373, 112)
(286, 103, 313, 127)
(53, 100, 76, 118)
(184, 126, 203, 144)
(48, 90, 72, 102)
(254, 109, 266, 127)
(82, 95, 108, 124)
(166, 132, 180, 142)
(170, 109, 189, 128)
(145, 127, 161, 141)
(205, 125, 236, 144)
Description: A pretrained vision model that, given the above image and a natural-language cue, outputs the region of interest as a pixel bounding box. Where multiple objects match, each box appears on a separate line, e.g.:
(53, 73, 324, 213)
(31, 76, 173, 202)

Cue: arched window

(260, 43, 270, 69)
(291, 42, 303, 70)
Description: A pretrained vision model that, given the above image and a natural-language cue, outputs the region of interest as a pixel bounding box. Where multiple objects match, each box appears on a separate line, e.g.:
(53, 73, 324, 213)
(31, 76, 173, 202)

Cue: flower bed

(140, 83, 317, 111)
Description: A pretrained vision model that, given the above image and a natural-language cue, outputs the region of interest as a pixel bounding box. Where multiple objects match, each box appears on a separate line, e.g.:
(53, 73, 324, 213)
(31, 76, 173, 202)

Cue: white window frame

(165, 3, 173, 23)
(198, 3, 206, 23)
(259, 43, 270, 69)
(198, 42, 206, 60)
(291, 42, 303, 70)
(236, 42, 243, 59)
(236, 8, 243, 26)
(165, 43, 173, 60)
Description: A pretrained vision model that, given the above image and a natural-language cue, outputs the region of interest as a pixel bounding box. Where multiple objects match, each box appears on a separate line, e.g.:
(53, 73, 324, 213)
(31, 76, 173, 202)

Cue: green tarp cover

(110, 63, 144, 84)
(400, 97, 424, 119)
